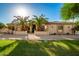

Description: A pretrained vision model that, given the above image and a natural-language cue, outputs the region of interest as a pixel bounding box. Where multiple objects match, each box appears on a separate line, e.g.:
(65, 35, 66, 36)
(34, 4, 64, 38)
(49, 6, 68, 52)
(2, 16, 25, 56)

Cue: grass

(0, 40, 79, 56)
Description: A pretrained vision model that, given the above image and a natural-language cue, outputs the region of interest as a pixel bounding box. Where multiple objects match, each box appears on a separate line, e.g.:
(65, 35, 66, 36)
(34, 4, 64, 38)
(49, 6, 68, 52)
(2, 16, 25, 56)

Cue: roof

(45, 22, 74, 25)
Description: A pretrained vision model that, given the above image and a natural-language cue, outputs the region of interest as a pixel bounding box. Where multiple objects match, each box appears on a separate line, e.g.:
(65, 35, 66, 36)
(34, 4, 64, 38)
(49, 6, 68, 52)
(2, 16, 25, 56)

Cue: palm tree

(27, 19, 36, 32)
(33, 14, 48, 31)
(13, 16, 29, 31)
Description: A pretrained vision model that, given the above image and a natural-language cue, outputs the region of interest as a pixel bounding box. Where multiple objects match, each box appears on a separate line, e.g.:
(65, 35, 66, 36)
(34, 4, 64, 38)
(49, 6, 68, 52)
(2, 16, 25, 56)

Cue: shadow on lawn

(8, 40, 49, 56)
(43, 40, 79, 56)
(0, 41, 17, 53)
(8, 40, 79, 56)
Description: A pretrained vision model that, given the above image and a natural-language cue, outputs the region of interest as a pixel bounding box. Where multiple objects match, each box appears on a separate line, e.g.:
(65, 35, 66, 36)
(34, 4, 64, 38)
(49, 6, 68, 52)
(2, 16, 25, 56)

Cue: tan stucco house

(45, 22, 74, 34)
(7, 22, 74, 35)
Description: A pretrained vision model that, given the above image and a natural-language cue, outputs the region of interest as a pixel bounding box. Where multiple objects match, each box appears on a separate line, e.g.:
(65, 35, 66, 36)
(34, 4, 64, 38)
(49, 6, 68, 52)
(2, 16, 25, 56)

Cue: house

(7, 22, 75, 35)
(45, 22, 74, 34)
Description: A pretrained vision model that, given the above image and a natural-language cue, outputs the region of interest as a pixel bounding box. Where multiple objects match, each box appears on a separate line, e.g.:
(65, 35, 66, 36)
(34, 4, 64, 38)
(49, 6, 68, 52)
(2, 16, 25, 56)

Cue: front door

(32, 24, 36, 33)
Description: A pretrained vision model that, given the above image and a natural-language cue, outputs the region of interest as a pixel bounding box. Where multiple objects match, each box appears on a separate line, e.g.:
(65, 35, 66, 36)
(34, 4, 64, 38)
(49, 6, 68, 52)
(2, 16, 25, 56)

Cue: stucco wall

(47, 24, 57, 34)
(63, 25, 73, 34)
(46, 24, 74, 34)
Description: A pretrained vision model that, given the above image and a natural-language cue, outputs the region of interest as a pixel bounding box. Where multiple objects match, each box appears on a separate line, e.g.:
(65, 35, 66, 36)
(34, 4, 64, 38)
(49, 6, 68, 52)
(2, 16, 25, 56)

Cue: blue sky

(0, 3, 63, 24)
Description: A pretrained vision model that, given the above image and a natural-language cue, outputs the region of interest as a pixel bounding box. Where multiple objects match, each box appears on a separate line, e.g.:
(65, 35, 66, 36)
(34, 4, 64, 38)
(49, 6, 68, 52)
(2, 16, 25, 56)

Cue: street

(0, 33, 79, 40)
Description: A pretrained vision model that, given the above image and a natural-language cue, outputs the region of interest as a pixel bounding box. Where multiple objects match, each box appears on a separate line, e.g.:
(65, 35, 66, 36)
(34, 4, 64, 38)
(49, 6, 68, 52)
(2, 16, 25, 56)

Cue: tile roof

(45, 22, 74, 25)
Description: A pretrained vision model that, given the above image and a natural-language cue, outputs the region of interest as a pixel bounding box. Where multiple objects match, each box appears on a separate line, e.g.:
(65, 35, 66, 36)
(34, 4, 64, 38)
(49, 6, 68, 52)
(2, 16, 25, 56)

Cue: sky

(0, 3, 63, 24)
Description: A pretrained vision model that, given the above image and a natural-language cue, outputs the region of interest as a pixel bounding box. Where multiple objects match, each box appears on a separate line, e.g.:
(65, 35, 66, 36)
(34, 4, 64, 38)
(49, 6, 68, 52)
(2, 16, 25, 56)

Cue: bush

(49, 33, 56, 35)
(66, 33, 70, 35)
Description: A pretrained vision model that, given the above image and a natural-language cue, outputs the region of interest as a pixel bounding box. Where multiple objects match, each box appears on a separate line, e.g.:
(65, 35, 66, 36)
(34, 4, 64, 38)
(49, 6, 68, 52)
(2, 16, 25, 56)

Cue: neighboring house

(45, 22, 74, 34)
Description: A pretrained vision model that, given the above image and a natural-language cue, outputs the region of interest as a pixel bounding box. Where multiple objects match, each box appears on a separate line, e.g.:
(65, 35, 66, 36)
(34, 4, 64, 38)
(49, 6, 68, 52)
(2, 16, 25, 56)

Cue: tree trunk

(72, 16, 75, 35)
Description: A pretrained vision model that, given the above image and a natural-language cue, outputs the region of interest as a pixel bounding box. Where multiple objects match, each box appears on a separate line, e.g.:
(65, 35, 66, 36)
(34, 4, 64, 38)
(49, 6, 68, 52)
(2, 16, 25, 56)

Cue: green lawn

(0, 40, 79, 56)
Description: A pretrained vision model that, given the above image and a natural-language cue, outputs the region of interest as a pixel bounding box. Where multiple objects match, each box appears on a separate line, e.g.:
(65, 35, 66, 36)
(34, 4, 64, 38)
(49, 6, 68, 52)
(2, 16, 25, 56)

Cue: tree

(33, 14, 48, 31)
(61, 3, 79, 22)
(74, 20, 79, 31)
(27, 19, 36, 32)
(0, 22, 5, 29)
(61, 3, 79, 34)
(7, 23, 14, 30)
(13, 16, 29, 31)
(28, 19, 36, 27)
(75, 20, 79, 26)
